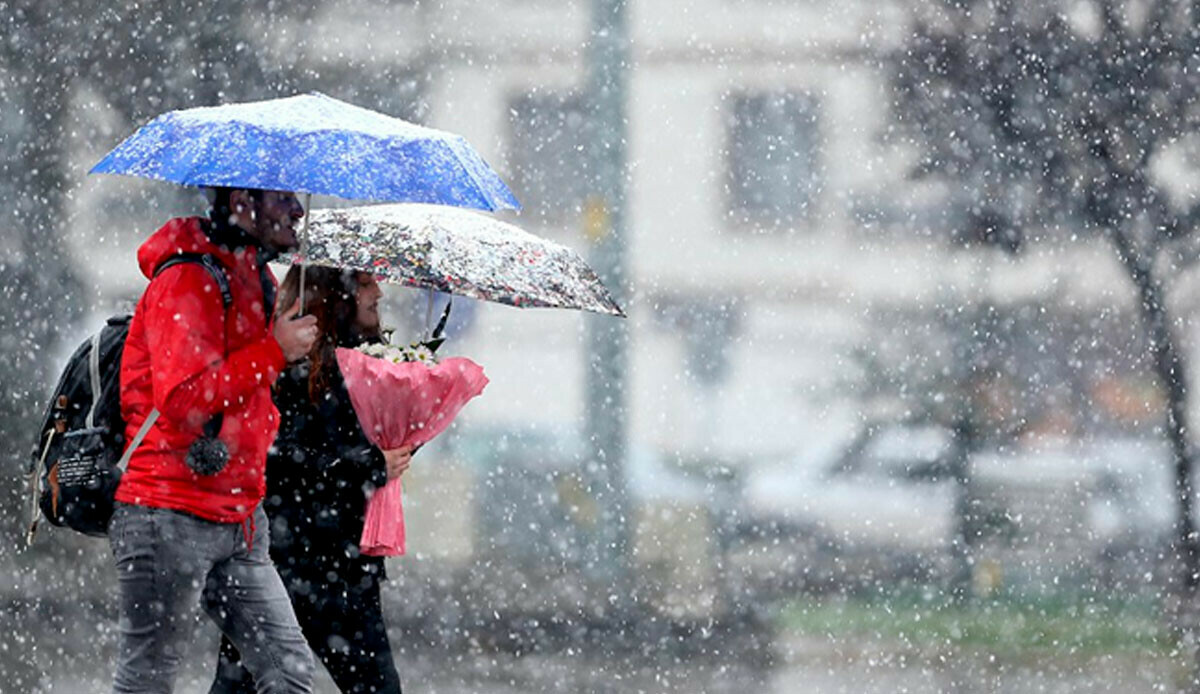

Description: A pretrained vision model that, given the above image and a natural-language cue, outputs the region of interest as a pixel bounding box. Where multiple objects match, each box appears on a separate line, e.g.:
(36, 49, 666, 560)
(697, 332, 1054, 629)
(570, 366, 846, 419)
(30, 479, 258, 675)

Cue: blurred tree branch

(890, 0, 1200, 603)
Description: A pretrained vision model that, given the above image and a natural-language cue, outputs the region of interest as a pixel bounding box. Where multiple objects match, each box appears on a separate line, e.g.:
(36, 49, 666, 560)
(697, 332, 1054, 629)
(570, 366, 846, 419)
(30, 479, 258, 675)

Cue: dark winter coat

(263, 360, 389, 581)
(117, 216, 285, 523)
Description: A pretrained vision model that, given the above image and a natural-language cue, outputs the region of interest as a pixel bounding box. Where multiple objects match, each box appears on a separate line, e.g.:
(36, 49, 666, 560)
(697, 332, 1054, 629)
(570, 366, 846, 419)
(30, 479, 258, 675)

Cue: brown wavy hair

(276, 265, 380, 403)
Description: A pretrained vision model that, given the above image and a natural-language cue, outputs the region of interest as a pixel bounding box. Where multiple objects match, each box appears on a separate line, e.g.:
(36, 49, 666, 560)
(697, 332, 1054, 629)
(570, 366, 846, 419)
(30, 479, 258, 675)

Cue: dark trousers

(210, 564, 401, 694)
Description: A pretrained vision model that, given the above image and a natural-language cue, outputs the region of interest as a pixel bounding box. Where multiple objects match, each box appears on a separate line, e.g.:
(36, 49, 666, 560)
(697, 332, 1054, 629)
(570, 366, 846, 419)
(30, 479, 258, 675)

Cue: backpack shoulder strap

(154, 253, 232, 309)
(117, 409, 159, 472)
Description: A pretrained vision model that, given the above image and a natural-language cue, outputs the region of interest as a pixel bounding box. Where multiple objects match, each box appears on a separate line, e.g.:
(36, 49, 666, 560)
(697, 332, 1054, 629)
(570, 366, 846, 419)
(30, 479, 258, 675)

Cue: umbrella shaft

(425, 288, 434, 340)
(299, 194, 311, 315)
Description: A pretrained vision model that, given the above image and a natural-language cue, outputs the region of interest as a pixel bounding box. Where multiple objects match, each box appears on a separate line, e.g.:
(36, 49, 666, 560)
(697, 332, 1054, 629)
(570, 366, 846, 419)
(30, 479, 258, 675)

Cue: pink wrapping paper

(336, 347, 488, 556)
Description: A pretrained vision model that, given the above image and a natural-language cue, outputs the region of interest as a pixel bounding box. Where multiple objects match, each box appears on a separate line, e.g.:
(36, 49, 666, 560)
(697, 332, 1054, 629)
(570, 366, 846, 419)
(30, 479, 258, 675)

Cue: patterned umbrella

(284, 203, 624, 317)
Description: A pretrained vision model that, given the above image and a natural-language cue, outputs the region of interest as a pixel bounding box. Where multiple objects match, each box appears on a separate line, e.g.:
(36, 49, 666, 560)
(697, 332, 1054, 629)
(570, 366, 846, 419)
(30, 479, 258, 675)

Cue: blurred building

(395, 0, 1191, 599)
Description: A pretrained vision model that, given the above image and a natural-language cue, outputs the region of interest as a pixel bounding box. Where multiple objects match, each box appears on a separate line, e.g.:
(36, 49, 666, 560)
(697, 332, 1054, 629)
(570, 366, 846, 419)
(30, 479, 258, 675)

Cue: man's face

(236, 190, 304, 253)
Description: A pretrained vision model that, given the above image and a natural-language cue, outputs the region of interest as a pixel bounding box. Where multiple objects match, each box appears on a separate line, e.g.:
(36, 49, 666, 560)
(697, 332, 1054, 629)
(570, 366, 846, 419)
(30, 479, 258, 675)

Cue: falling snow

(5, 0, 1200, 692)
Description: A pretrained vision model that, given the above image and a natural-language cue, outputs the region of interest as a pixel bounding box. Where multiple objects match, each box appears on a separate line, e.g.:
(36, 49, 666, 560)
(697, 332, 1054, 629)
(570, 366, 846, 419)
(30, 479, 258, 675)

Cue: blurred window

(726, 91, 821, 228)
(830, 424, 954, 483)
(507, 90, 589, 228)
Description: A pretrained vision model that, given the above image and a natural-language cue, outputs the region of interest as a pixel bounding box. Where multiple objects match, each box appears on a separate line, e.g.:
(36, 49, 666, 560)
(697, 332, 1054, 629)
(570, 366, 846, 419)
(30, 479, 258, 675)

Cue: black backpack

(26, 253, 231, 541)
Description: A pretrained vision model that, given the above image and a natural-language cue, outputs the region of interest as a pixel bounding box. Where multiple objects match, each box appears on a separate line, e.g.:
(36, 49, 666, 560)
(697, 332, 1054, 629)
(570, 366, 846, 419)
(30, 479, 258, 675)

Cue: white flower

(356, 340, 439, 365)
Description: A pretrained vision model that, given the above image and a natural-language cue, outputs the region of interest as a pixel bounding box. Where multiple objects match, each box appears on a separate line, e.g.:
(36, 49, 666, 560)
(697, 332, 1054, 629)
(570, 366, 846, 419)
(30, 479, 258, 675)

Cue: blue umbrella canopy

(90, 92, 519, 212)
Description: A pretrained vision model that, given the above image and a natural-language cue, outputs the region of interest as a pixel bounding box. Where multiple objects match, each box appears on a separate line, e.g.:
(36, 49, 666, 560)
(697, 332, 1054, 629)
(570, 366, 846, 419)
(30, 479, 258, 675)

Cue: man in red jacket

(110, 188, 318, 694)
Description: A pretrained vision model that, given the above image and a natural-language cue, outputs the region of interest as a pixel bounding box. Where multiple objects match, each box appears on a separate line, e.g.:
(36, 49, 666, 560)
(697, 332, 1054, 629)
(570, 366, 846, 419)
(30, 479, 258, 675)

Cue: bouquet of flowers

(337, 332, 487, 557)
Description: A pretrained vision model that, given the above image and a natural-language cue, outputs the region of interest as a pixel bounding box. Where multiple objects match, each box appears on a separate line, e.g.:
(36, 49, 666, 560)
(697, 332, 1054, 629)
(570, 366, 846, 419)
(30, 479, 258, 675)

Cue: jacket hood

(137, 217, 229, 280)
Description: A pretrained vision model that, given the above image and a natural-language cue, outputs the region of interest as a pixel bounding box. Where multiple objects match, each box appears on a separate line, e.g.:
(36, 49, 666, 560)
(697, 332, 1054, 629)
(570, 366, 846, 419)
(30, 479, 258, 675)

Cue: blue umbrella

(90, 92, 519, 212)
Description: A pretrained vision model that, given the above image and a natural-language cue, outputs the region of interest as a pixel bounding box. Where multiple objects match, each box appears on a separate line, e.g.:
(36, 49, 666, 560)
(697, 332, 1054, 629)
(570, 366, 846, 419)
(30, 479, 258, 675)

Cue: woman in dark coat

(210, 265, 412, 694)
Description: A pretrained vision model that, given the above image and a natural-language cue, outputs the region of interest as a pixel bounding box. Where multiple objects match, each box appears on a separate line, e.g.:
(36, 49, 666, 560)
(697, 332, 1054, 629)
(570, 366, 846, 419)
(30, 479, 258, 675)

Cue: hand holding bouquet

(337, 336, 487, 557)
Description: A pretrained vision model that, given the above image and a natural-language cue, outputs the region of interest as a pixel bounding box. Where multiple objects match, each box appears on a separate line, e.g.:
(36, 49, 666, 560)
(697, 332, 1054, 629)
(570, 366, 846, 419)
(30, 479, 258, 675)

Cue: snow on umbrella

(90, 92, 519, 211)
(284, 203, 626, 317)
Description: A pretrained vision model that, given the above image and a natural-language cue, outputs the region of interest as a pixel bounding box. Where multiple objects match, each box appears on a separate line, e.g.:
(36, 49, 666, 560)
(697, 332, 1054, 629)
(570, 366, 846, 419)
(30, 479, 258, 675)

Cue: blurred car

(972, 436, 1173, 551)
(744, 422, 1177, 566)
(744, 423, 960, 554)
(444, 422, 1177, 600)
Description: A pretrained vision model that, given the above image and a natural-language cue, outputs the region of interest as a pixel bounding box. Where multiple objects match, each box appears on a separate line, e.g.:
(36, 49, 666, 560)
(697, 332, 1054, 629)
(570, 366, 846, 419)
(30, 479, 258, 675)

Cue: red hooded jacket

(116, 217, 286, 523)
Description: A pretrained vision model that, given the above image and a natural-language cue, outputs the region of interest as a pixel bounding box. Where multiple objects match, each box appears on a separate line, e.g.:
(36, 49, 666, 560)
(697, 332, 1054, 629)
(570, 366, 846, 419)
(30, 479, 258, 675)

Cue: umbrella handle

(425, 287, 434, 339)
(298, 193, 311, 315)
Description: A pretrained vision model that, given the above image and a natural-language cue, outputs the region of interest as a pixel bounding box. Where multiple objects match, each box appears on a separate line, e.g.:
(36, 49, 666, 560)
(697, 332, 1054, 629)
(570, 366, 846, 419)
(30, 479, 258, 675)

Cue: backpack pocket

(40, 428, 122, 537)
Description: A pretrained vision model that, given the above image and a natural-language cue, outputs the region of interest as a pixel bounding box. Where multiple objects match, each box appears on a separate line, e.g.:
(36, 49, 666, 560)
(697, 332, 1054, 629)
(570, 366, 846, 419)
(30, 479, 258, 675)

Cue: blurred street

(19, 615, 1185, 694)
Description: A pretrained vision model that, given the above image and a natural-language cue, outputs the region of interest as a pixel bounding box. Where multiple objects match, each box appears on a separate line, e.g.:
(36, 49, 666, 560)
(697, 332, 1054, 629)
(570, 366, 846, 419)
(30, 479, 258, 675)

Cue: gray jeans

(109, 503, 314, 694)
